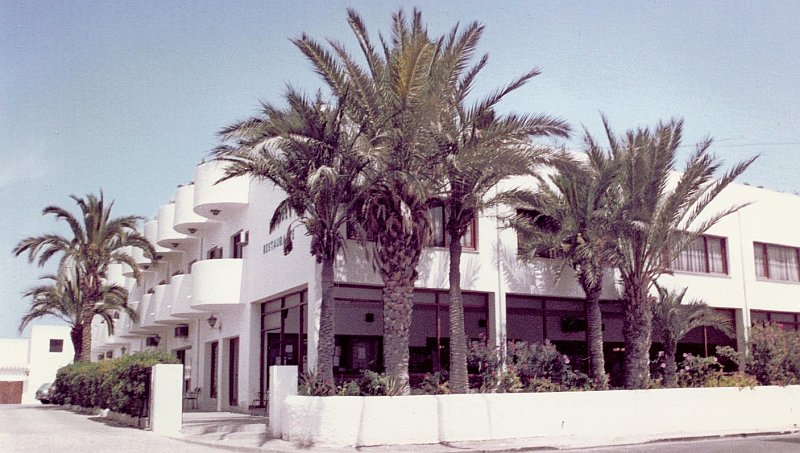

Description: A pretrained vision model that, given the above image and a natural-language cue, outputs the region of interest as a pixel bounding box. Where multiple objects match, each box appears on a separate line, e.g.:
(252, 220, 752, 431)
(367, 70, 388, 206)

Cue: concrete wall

(283, 386, 800, 447)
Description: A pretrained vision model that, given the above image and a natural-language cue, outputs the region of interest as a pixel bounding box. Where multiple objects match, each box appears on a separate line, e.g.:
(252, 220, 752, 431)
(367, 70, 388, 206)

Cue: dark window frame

(49, 339, 64, 353)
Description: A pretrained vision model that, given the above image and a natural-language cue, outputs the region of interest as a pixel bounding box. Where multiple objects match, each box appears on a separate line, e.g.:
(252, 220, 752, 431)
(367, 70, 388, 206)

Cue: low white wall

(283, 386, 800, 447)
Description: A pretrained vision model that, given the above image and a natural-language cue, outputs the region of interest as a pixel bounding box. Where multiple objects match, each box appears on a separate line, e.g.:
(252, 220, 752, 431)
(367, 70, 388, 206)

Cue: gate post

(150, 364, 183, 435)
(268, 365, 298, 437)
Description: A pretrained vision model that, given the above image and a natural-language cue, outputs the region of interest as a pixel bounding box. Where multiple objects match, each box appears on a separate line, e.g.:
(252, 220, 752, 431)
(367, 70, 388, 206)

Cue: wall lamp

(207, 314, 221, 331)
(210, 209, 221, 216)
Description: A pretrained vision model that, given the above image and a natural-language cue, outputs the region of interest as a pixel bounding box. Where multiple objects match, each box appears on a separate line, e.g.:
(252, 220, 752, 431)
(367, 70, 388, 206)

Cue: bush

(468, 339, 591, 393)
(746, 322, 800, 385)
(51, 351, 179, 417)
(676, 353, 724, 388)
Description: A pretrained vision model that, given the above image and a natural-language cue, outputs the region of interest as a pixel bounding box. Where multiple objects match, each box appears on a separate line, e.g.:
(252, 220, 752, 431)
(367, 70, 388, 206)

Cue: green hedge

(52, 351, 179, 417)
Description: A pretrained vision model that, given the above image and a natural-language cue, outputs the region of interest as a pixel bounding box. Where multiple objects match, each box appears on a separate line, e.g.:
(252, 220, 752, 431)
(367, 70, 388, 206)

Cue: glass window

(49, 339, 63, 353)
(671, 235, 727, 274)
(754, 242, 800, 282)
(427, 205, 477, 250)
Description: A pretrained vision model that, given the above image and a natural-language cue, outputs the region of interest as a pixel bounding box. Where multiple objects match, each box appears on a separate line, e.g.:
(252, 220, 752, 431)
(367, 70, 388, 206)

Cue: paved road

(564, 433, 800, 453)
(0, 404, 223, 453)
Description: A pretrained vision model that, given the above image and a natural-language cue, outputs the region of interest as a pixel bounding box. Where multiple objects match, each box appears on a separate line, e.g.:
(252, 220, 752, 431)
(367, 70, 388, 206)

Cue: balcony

(174, 184, 217, 235)
(169, 274, 203, 318)
(130, 294, 156, 334)
(193, 160, 249, 219)
(105, 263, 125, 287)
(157, 203, 196, 251)
(154, 281, 181, 325)
(141, 289, 163, 330)
(190, 259, 243, 311)
(119, 301, 140, 338)
(145, 219, 180, 260)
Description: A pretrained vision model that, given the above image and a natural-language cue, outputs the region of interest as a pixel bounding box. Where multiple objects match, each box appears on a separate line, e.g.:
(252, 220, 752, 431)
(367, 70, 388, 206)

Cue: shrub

(676, 353, 724, 387)
(51, 351, 179, 417)
(468, 339, 591, 392)
(298, 371, 336, 396)
(419, 371, 450, 395)
(746, 322, 800, 385)
(358, 370, 407, 396)
(704, 372, 758, 388)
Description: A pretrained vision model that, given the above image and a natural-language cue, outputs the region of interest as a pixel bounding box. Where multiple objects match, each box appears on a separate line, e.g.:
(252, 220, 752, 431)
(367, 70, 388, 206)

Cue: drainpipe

(494, 186, 507, 371)
(736, 211, 751, 358)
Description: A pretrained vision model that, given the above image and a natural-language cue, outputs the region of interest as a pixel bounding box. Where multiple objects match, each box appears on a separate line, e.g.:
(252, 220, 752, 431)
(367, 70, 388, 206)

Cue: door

(0, 381, 23, 404)
(228, 338, 239, 406)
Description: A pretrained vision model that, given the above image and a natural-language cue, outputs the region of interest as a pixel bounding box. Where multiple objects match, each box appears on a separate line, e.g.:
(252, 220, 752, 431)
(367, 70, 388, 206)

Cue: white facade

(93, 159, 800, 409)
(0, 325, 73, 404)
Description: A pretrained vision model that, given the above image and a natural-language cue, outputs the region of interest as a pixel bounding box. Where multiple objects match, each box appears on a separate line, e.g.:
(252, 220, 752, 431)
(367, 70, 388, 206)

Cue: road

(0, 404, 223, 453)
(563, 433, 800, 453)
(2, 403, 799, 453)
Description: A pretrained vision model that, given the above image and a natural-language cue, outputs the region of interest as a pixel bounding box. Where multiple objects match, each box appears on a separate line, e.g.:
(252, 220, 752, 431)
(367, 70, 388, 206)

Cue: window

(231, 231, 247, 259)
(49, 339, 63, 353)
(515, 209, 561, 258)
(754, 242, 800, 282)
(426, 205, 477, 250)
(207, 246, 223, 260)
(671, 235, 728, 274)
(210, 341, 219, 398)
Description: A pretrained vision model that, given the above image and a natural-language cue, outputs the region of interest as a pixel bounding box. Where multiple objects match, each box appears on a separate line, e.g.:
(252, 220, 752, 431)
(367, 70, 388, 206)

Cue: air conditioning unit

(237, 230, 249, 246)
(174, 324, 189, 338)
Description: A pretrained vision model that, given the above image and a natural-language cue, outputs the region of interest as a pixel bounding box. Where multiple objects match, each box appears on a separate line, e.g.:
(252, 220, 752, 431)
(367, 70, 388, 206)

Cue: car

(35, 382, 55, 404)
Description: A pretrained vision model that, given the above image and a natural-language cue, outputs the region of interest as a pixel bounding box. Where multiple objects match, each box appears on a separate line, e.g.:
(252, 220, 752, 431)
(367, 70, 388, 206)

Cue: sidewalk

(173, 412, 800, 452)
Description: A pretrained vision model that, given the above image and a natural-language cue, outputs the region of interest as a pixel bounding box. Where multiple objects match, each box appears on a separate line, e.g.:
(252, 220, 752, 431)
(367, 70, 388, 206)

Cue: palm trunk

(583, 282, 608, 390)
(316, 255, 336, 387)
(80, 309, 93, 363)
(382, 275, 414, 394)
(663, 339, 678, 388)
(622, 282, 653, 389)
(447, 230, 468, 394)
(70, 325, 83, 362)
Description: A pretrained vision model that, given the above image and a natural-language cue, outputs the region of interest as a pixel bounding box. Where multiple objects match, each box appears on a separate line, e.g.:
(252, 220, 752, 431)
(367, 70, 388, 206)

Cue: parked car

(35, 382, 55, 404)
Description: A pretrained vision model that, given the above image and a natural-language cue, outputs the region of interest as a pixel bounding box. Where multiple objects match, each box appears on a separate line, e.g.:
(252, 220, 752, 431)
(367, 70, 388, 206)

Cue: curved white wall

(193, 161, 249, 219)
(191, 259, 244, 310)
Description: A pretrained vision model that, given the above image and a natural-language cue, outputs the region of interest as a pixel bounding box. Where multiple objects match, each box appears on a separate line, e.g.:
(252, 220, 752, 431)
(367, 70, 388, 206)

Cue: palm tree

(652, 284, 734, 387)
(428, 25, 571, 392)
(20, 267, 137, 362)
(13, 193, 154, 362)
(214, 89, 367, 386)
(294, 8, 448, 391)
(512, 146, 619, 389)
(607, 118, 756, 388)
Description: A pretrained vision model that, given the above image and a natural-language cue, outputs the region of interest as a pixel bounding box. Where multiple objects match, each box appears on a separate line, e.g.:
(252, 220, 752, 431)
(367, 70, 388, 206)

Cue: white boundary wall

(283, 386, 800, 447)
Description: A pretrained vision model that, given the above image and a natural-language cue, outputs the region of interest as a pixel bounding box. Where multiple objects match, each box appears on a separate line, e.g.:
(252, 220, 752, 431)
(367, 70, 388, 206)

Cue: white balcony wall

(193, 161, 249, 219)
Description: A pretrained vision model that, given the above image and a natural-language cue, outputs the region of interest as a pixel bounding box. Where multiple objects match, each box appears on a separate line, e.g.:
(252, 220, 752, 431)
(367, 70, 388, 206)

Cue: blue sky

(2, 1, 798, 338)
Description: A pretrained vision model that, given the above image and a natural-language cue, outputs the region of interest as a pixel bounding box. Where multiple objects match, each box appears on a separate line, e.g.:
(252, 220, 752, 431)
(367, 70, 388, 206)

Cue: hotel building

(91, 160, 800, 411)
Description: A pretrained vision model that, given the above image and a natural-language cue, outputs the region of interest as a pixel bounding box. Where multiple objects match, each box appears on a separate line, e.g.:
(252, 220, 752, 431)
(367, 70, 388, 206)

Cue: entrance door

(0, 381, 23, 404)
(228, 338, 239, 406)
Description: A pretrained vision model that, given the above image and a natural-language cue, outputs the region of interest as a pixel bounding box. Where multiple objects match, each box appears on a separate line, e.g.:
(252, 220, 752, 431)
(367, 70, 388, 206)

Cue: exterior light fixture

(171, 242, 180, 248)
(121, 346, 127, 355)
(188, 228, 197, 234)
(210, 209, 221, 216)
(207, 314, 221, 330)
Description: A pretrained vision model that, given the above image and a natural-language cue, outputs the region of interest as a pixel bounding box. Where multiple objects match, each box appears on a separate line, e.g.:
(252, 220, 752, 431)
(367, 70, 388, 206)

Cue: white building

(0, 325, 73, 404)
(91, 160, 800, 410)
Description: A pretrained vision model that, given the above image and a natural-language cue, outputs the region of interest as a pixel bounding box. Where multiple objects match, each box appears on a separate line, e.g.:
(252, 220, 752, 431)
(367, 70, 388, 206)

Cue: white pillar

(268, 365, 297, 438)
(150, 364, 183, 435)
